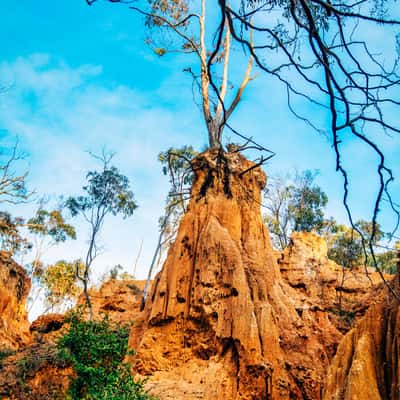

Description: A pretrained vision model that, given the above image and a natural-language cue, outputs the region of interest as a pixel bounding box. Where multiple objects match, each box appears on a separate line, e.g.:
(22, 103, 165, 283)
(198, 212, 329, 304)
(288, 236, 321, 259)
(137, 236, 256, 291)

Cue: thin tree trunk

(83, 278, 93, 320)
(141, 228, 164, 311)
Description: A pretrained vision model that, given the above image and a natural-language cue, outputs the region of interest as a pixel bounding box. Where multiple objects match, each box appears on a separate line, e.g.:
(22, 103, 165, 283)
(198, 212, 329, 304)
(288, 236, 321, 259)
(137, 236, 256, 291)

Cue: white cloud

(0, 54, 201, 314)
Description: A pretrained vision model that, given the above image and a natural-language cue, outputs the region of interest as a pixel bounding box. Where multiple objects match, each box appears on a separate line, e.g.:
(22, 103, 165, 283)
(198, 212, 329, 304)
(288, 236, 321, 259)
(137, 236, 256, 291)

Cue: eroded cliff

(129, 150, 347, 400)
(0, 252, 31, 350)
(323, 278, 399, 400)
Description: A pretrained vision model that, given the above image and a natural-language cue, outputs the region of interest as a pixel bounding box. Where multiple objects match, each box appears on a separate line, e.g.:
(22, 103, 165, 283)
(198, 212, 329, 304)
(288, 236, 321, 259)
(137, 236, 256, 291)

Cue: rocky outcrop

(278, 232, 389, 333)
(323, 279, 399, 400)
(129, 150, 346, 400)
(78, 278, 146, 323)
(0, 252, 31, 350)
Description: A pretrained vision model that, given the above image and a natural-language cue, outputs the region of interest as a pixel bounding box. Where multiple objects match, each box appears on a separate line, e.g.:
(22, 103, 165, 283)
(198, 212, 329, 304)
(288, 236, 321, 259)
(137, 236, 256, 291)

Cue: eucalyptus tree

(86, 0, 400, 295)
(66, 152, 137, 319)
(0, 211, 31, 254)
(141, 146, 198, 310)
(86, 0, 256, 150)
(26, 201, 77, 311)
(264, 171, 328, 250)
(41, 260, 85, 313)
(27, 202, 77, 277)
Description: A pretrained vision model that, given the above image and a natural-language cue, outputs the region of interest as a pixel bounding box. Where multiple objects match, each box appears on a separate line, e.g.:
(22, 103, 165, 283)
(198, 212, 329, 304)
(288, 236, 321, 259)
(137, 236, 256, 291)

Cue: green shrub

(58, 312, 155, 400)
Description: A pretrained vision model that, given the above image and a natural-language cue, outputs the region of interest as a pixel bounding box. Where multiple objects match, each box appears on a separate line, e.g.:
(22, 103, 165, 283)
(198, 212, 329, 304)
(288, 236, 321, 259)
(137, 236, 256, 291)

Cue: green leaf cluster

(264, 170, 328, 250)
(58, 313, 156, 400)
(41, 260, 85, 311)
(323, 219, 388, 269)
(290, 171, 328, 233)
(65, 166, 137, 220)
(0, 211, 31, 254)
(27, 208, 76, 243)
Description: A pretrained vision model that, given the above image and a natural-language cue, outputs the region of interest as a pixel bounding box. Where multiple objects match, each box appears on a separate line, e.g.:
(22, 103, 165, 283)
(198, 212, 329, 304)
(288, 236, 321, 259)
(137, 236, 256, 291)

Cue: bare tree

(86, 0, 255, 150)
(263, 175, 293, 250)
(216, 0, 400, 295)
(0, 139, 32, 204)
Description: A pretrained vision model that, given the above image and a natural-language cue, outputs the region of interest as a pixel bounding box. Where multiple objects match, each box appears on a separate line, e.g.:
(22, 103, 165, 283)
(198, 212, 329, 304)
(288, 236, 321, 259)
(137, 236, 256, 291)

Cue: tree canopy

(65, 152, 137, 319)
(264, 171, 328, 250)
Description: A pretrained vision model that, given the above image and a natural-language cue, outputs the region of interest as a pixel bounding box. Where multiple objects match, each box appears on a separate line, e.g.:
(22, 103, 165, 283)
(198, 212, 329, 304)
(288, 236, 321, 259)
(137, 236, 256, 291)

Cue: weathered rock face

(0, 252, 31, 350)
(78, 278, 146, 323)
(278, 232, 389, 333)
(0, 341, 72, 400)
(323, 279, 400, 400)
(129, 150, 344, 400)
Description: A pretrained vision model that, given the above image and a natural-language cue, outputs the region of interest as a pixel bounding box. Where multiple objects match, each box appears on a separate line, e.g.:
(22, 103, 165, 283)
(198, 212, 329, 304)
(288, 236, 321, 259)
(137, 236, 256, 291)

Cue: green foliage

(325, 223, 364, 268)
(0, 211, 31, 254)
(119, 271, 136, 280)
(290, 170, 328, 232)
(366, 241, 399, 274)
(324, 219, 386, 268)
(65, 166, 137, 220)
(109, 264, 124, 279)
(146, 0, 188, 27)
(58, 313, 155, 400)
(27, 208, 76, 243)
(158, 145, 197, 188)
(371, 250, 397, 274)
(40, 260, 85, 311)
(158, 145, 198, 248)
(65, 152, 138, 318)
(106, 264, 135, 280)
(0, 348, 15, 366)
(264, 170, 328, 250)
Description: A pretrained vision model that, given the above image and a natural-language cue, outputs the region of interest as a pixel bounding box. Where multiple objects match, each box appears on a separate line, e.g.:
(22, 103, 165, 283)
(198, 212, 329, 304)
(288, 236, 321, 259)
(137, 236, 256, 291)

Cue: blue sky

(0, 1, 399, 317)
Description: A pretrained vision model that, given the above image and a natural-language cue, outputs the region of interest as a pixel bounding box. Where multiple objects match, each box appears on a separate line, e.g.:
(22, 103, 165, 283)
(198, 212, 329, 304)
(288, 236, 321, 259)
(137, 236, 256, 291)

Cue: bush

(58, 312, 155, 400)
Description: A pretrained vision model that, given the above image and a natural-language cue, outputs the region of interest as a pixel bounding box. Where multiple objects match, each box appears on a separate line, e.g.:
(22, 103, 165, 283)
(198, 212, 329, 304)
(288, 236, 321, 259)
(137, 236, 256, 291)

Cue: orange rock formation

(278, 232, 389, 333)
(0, 151, 395, 399)
(129, 150, 345, 399)
(0, 252, 31, 350)
(323, 278, 399, 400)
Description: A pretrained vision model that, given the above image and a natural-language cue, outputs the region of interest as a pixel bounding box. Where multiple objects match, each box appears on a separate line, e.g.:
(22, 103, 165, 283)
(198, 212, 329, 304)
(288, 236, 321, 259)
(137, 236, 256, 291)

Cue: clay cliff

(77, 278, 147, 324)
(0, 252, 31, 350)
(323, 278, 399, 400)
(278, 232, 388, 334)
(129, 150, 354, 400)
